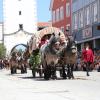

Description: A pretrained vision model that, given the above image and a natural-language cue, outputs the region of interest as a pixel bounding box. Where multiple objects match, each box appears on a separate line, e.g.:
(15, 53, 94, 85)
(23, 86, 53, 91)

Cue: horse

(40, 33, 62, 80)
(21, 46, 30, 73)
(9, 52, 18, 74)
(3, 58, 9, 69)
(59, 37, 77, 79)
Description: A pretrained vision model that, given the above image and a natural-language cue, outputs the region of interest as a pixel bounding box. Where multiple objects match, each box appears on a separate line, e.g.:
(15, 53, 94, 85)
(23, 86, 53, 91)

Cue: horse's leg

(70, 64, 74, 79)
(62, 65, 67, 79)
(14, 65, 17, 74)
(21, 64, 25, 74)
(58, 64, 63, 77)
(43, 60, 50, 80)
(32, 68, 36, 78)
(11, 64, 16, 74)
(24, 63, 27, 73)
(11, 64, 14, 74)
(51, 65, 57, 80)
(38, 64, 43, 78)
(67, 64, 71, 79)
(44, 65, 51, 80)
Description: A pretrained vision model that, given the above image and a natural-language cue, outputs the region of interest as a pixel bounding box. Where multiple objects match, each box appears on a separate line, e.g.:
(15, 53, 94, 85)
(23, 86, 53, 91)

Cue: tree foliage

(29, 49, 41, 70)
(0, 43, 6, 58)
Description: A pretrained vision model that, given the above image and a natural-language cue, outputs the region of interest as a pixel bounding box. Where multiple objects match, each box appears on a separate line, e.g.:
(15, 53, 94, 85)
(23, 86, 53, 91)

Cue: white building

(3, 0, 37, 54)
(0, 22, 3, 43)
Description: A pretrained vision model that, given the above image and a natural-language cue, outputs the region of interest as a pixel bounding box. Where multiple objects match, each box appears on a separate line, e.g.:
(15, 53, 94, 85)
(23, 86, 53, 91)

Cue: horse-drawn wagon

(28, 27, 77, 80)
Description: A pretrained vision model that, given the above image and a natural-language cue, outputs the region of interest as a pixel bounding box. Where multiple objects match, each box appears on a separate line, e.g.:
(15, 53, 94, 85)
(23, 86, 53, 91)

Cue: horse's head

(48, 33, 61, 54)
(66, 36, 77, 54)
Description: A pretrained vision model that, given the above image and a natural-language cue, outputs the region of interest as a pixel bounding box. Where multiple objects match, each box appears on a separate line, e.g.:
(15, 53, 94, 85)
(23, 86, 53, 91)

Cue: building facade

(0, 22, 3, 43)
(50, 0, 72, 36)
(3, 0, 37, 54)
(72, 0, 100, 51)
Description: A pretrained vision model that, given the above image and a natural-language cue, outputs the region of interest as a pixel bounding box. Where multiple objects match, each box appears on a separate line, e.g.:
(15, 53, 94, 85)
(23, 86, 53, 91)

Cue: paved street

(0, 69, 100, 100)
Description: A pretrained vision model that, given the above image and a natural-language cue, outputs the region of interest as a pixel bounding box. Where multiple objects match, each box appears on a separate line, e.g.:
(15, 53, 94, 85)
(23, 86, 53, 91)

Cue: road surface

(0, 69, 100, 100)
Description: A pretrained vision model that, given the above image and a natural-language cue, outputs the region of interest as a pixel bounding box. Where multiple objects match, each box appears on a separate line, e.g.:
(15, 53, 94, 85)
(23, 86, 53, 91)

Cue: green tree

(18, 48, 23, 53)
(0, 43, 6, 58)
(29, 50, 41, 70)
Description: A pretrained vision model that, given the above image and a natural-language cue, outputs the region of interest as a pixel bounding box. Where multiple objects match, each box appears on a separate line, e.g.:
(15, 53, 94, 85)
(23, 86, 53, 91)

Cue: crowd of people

(75, 45, 100, 74)
(0, 58, 9, 69)
(93, 50, 100, 72)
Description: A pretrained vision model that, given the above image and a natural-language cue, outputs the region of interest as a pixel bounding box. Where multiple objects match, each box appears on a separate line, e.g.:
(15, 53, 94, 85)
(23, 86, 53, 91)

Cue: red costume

(39, 38, 49, 48)
(82, 48, 94, 63)
(82, 47, 94, 76)
(39, 39, 45, 48)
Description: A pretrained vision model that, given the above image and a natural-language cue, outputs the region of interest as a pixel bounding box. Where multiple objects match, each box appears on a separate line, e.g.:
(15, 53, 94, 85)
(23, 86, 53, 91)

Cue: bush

(0, 43, 6, 58)
(29, 49, 41, 70)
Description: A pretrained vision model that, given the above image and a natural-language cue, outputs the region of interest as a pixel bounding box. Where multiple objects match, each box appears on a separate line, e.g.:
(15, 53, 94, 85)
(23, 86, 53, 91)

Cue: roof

(37, 22, 52, 28)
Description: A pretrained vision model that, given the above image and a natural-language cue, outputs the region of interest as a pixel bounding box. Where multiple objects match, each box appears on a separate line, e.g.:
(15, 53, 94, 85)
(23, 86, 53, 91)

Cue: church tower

(3, 0, 37, 54)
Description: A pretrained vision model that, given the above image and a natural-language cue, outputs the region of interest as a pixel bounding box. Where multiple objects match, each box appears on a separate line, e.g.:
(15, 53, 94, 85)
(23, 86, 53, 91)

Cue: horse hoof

(68, 77, 71, 79)
(51, 76, 57, 80)
(44, 77, 49, 80)
(72, 76, 74, 79)
(63, 77, 67, 79)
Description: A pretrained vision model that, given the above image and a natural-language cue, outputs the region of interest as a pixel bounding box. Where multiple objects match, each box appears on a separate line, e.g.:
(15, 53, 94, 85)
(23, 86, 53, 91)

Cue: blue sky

(37, 0, 51, 22)
(0, 0, 51, 22)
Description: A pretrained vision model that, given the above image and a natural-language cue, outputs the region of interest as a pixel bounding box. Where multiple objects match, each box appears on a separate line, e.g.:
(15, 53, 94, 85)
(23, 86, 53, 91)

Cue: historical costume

(82, 44, 94, 76)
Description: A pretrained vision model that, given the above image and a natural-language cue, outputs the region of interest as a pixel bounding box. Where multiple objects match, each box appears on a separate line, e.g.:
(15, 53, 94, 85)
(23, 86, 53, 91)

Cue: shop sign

(82, 27, 92, 39)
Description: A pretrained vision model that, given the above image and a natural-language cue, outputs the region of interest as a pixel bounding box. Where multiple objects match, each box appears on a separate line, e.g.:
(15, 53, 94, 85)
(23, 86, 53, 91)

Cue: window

(93, 2, 98, 22)
(52, 11, 55, 23)
(19, 11, 22, 15)
(72, 0, 78, 3)
(56, 8, 60, 22)
(73, 13, 78, 30)
(60, 6, 64, 20)
(79, 10, 83, 28)
(19, 24, 23, 30)
(66, 3, 70, 17)
(85, 6, 90, 25)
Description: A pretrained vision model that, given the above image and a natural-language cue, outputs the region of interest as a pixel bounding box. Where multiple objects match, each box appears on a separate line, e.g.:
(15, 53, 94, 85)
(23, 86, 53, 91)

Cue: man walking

(82, 44, 94, 76)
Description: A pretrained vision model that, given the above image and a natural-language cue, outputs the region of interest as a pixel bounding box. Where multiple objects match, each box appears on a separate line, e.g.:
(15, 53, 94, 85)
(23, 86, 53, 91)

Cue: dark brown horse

(9, 52, 18, 74)
(22, 46, 30, 73)
(59, 37, 77, 79)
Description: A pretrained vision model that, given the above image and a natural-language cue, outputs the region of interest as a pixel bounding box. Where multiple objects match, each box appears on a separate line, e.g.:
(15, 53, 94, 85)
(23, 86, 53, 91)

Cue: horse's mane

(46, 33, 60, 54)
(48, 34, 59, 46)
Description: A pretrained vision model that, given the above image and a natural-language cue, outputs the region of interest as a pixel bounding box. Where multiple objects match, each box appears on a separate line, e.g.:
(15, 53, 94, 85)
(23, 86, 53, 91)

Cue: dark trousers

(85, 62, 91, 76)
